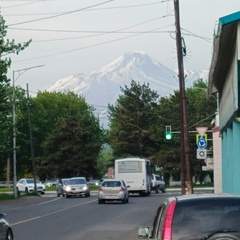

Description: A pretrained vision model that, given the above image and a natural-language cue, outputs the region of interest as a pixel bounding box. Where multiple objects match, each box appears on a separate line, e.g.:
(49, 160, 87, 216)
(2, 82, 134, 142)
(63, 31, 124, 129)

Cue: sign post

(196, 127, 208, 160)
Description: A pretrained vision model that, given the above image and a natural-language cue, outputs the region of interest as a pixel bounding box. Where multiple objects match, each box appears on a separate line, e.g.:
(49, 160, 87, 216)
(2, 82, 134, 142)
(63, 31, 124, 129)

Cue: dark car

(0, 213, 13, 240)
(138, 194, 240, 240)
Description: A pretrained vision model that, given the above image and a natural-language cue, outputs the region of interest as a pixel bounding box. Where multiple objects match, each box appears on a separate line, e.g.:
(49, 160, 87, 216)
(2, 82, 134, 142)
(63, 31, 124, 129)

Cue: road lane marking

(11, 199, 97, 226)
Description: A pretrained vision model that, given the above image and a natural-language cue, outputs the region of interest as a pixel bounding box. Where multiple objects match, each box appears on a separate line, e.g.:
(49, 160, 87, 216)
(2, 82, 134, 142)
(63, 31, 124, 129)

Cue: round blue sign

(197, 137, 207, 149)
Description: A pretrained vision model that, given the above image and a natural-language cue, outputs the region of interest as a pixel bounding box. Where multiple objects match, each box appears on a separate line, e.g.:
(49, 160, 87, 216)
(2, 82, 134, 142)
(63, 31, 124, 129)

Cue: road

(2, 192, 175, 240)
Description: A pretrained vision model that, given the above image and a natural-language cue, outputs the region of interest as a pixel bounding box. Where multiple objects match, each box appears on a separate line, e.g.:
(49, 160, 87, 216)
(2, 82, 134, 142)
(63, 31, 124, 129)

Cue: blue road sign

(197, 137, 207, 149)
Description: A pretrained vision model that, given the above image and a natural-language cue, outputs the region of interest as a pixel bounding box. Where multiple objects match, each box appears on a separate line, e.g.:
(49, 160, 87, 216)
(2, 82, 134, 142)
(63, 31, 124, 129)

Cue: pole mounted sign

(196, 127, 208, 136)
(196, 127, 208, 159)
(196, 134, 207, 149)
(196, 127, 208, 149)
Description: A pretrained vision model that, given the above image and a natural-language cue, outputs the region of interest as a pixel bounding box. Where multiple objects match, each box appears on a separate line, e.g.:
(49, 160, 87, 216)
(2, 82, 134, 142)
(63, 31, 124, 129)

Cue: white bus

(114, 158, 152, 196)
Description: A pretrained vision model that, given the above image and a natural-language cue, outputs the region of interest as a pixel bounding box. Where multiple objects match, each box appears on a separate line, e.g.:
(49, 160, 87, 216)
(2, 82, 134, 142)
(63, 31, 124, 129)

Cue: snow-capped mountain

(47, 51, 208, 128)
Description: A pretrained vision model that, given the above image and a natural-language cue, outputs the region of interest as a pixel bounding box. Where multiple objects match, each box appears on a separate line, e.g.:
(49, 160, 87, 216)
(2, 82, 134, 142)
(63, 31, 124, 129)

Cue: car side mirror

(127, 185, 130, 188)
(138, 227, 149, 239)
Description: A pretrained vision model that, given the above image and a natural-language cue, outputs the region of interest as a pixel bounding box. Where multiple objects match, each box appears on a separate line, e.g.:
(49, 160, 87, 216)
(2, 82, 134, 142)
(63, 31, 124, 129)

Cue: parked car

(138, 194, 240, 240)
(151, 174, 165, 193)
(98, 179, 129, 204)
(88, 179, 101, 186)
(44, 179, 59, 187)
(56, 178, 70, 197)
(64, 177, 90, 198)
(0, 213, 13, 240)
(16, 178, 45, 195)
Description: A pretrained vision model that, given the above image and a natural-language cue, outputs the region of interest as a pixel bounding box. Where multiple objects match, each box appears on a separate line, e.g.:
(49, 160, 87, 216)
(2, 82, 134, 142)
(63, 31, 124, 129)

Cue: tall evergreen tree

(107, 80, 159, 159)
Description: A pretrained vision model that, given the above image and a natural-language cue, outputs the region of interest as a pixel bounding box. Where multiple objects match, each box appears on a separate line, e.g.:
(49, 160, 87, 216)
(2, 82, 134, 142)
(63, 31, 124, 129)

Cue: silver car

(98, 179, 129, 204)
(56, 178, 70, 197)
(0, 213, 13, 240)
(64, 177, 90, 198)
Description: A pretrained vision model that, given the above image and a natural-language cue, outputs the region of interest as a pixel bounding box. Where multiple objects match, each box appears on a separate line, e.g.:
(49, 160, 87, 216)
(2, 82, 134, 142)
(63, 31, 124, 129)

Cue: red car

(138, 194, 240, 240)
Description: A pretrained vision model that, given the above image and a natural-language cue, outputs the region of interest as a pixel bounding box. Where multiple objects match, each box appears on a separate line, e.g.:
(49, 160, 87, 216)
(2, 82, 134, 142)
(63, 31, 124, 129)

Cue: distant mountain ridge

(46, 51, 208, 127)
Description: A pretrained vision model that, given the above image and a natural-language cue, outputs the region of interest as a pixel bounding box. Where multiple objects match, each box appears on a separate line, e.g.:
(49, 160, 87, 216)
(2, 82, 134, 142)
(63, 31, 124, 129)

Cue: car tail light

(99, 187, 103, 191)
(119, 187, 124, 191)
(162, 201, 176, 240)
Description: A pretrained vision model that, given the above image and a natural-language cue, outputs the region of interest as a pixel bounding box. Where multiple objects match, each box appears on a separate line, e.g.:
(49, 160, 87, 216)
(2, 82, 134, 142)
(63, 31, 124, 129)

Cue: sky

(1, 0, 240, 95)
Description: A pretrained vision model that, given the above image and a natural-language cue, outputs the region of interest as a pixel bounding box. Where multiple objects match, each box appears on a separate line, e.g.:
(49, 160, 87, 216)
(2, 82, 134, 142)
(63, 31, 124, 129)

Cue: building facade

(208, 11, 240, 194)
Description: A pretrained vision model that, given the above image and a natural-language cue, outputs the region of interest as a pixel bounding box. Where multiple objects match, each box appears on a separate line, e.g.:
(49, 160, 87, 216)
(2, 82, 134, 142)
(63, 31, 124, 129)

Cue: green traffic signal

(165, 125, 172, 140)
(165, 132, 172, 140)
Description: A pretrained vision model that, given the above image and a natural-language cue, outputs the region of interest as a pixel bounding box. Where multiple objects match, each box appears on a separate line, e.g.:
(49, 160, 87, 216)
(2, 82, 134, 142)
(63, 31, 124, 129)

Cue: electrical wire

(7, 0, 116, 26)
(13, 25, 174, 63)
(3, 1, 171, 14)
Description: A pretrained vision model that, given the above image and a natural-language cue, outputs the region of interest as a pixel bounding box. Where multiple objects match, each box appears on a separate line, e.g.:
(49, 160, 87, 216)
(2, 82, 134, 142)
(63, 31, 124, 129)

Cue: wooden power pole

(173, 0, 193, 194)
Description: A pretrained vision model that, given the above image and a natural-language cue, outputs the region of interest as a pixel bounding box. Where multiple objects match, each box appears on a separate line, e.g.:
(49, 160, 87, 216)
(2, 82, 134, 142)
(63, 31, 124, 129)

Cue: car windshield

(26, 179, 41, 184)
(102, 181, 121, 187)
(62, 179, 69, 184)
(69, 179, 86, 184)
(172, 198, 240, 240)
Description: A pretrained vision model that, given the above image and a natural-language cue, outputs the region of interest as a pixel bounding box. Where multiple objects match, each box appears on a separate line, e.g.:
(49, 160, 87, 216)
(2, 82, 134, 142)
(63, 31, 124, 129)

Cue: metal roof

(219, 11, 240, 26)
(208, 11, 240, 96)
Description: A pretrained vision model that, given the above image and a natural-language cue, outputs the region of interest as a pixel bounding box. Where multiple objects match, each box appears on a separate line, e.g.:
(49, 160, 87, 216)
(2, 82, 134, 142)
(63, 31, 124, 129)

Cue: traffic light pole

(173, 0, 193, 194)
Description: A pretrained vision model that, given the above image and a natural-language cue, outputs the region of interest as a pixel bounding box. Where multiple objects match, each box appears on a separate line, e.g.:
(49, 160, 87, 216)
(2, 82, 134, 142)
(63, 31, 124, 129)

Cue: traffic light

(165, 125, 172, 140)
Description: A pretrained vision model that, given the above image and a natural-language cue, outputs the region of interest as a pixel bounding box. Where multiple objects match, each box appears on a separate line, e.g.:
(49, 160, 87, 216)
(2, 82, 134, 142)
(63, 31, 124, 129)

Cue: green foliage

(31, 92, 104, 179)
(107, 80, 160, 159)
(0, 193, 16, 201)
(96, 144, 114, 178)
(107, 79, 217, 184)
(156, 79, 216, 182)
(0, 14, 31, 180)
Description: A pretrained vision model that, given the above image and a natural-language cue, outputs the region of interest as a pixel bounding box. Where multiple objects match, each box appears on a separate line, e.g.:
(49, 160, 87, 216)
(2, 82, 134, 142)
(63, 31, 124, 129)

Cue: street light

(12, 64, 44, 198)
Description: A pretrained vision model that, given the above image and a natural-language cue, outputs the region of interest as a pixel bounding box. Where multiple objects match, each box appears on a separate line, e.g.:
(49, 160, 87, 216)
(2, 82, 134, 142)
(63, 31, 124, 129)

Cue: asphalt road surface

(1, 192, 174, 240)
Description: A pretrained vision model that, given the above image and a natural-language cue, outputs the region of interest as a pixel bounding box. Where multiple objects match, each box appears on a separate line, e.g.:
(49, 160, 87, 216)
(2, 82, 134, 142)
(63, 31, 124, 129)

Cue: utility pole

(26, 83, 37, 194)
(173, 0, 193, 194)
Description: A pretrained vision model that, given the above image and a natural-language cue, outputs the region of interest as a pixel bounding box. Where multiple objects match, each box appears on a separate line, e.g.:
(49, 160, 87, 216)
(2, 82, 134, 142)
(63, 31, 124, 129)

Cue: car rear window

(172, 198, 240, 239)
(102, 181, 121, 187)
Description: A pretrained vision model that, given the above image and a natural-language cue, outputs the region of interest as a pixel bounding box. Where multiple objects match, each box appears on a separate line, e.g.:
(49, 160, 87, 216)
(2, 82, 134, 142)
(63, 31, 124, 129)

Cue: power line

(8, 15, 173, 43)
(3, 1, 170, 14)
(7, 0, 115, 26)
(14, 26, 174, 63)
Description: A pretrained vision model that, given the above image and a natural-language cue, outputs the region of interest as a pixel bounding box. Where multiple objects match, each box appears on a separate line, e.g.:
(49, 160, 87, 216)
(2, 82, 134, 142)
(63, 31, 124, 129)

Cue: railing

(0, 181, 13, 187)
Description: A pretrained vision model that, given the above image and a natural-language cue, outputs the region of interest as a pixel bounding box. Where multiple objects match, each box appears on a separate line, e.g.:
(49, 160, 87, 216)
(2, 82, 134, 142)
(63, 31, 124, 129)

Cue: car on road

(64, 177, 90, 198)
(44, 179, 59, 187)
(88, 179, 101, 186)
(151, 174, 165, 193)
(98, 179, 129, 204)
(0, 213, 13, 240)
(16, 178, 45, 195)
(138, 194, 240, 240)
(56, 178, 70, 197)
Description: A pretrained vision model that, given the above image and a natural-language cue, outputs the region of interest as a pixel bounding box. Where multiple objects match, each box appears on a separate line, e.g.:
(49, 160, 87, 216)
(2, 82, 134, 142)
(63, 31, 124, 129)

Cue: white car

(151, 174, 166, 193)
(98, 179, 129, 204)
(16, 178, 45, 195)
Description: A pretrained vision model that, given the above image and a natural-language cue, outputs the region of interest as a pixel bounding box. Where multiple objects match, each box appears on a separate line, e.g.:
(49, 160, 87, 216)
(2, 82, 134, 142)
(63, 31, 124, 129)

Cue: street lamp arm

(12, 64, 44, 198)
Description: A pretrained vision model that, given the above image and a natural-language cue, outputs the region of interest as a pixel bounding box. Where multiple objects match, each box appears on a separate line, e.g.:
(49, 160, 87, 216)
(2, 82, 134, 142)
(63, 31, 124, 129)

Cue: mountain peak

(46, 52, 206, 128)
